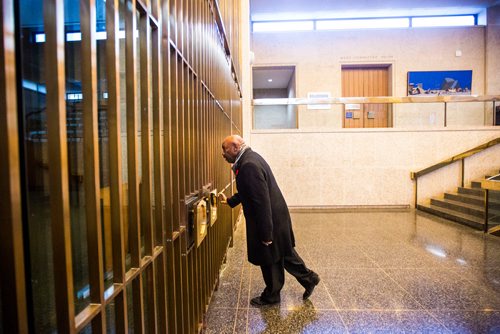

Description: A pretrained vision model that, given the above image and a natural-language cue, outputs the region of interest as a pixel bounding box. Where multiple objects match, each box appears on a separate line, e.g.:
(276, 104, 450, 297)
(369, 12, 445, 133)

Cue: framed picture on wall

(407, 70, 472, 96)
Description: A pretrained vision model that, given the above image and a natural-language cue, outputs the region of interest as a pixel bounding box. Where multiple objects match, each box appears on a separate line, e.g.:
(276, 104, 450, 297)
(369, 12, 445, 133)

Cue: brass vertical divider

(206, 99, 212, 302)
(189, 248, 196, 334)
(204, 3, 212, 300)
(179, 53, 190, 334)
(203, 4, 209, 186)
(183, 0, 188, 63)
(207, 2, 212, 91)
(211, 95, 216, 291)
(44, 0, 75, 332)
(187, 67, 195, 334)
(185, 64, 192, 194)
(159, 0, 170, 245)
(151, 0, 158, 19)
(176, 0, 182, 56)
(171, 46, 184, 334)
(182, 0, 188, 62)
(125, 0, 145, 332)
(188, 50, 195, 334)
(139, 3, 152, 264)
(126, 0, 140, 267)
(197, 77, 204, 334)
(169, 0, 177, 48)
(166, 44, 180, 333)
(191, 75, 199, 334)
(170, 48, 180, 233)
(180, 248, 190, 334)
(209, 4, 213, 92)
(210, 95, 216, 294)
(139, 2, 158, 332)
(105, 0, 127, 331)
(178, 56, 186, 210)
(0, 0, 28, 332)
(0, 0, 242, 331)
(80, 0, 106, 331)
(192, 86, 197, 195)
(186, 45, 195, 334)
(161, 0, 178, 329)
(192, 1, 200, 326)
(190, 77, 199, 334)
(213, 98, 217, 288)
(198, 2, 206, 322)
(151, 2, 168, 332)
(177, 41, 188, 334)
(207, 0, 215, 299)
(174, 237, 184, 334)
(190, 69, 195, 195)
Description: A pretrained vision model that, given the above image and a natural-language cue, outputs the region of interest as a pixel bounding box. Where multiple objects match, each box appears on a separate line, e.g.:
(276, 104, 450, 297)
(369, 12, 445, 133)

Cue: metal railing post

(484, 189, 489, 233)
(461, 159, 465, 188)
(444, 102, 447, 127)
(494, 101, 497, 126)
(414, 179, 418, 208)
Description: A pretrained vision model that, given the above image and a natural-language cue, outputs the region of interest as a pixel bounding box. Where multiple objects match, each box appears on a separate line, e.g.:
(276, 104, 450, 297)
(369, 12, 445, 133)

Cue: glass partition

(252, 97, 499, 130)
(63, 0, 90, 315)
(19, 0, 57, 330)
(7, 0, 242, 332)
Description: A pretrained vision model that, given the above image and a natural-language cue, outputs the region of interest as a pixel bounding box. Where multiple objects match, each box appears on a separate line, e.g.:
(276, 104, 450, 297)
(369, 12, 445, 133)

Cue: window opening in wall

(252, 66, 297, 129)
(412, 15, 475, 27)
(253, 21, 314, 32)
(252, 14, 478, 32)
(317, 17, 410, 30)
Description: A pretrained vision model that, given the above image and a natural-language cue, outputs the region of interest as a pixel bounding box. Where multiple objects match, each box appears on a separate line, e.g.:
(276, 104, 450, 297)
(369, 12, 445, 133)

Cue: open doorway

(252, 66, 297, 129)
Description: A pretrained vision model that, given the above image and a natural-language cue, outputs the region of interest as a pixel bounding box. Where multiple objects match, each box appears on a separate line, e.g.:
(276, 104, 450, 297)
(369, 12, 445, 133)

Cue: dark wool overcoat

(227, 148, 295, 266)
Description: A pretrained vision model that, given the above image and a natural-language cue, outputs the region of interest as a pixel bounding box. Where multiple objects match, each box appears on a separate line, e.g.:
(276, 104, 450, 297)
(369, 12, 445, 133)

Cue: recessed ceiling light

(268, 79, 273, 82)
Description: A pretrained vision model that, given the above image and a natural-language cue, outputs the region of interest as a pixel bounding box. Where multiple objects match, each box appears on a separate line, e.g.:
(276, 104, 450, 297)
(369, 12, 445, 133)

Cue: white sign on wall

(345, 103, 361, 110)
(307, 92, 331, 110)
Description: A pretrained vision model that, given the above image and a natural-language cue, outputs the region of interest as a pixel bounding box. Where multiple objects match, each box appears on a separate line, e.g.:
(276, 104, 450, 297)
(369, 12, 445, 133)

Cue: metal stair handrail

(410, 137, 500, 207)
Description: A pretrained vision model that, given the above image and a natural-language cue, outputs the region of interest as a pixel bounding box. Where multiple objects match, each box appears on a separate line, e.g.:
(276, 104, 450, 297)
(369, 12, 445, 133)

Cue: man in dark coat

(219, 135, 320, 306)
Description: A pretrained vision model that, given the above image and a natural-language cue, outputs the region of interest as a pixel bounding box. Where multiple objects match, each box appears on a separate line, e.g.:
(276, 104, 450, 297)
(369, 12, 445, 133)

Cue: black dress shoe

(303, 273, 320, 300)
(250, 296, 280, 307)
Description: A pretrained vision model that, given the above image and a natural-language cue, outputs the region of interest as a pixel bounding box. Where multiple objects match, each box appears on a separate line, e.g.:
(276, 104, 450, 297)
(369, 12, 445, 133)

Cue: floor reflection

(204, 209, 500, 333)
(255, 300, 318, 334)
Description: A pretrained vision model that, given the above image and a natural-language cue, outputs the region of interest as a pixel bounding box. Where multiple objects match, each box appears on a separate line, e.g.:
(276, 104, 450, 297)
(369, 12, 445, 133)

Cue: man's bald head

(221, 135, 246, 163)
(222, 135, 245, 149)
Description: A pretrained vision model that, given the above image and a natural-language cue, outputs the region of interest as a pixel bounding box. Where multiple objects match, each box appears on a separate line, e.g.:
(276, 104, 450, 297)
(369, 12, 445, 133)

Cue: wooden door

(342, 66, 390, 128)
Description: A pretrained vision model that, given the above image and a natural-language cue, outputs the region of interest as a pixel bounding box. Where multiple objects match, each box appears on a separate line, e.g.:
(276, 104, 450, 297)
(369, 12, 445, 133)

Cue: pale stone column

(486, 5, 500, 124)
(240, 0, 253, 144)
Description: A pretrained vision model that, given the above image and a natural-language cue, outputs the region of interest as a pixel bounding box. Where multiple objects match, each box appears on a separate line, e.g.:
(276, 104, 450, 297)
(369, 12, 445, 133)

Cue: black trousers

(259, 248, 315, 303)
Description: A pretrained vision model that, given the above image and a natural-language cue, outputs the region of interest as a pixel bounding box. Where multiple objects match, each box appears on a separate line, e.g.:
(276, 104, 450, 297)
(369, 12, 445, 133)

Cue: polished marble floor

(203, 210, 500, 333)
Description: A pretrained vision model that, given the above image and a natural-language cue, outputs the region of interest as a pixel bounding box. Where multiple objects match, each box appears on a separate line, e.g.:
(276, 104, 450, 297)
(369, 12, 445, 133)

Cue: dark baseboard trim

(288, 205, 410, 213)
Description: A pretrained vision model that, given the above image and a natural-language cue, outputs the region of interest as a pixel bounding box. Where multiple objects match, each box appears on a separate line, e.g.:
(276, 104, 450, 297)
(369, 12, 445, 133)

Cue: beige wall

(240, 2, 500, 207)
(487, 5, 500, 96)
(250, 129, 500, 208)
(241, 0, 252, 141)
(251, 26, 497, 129)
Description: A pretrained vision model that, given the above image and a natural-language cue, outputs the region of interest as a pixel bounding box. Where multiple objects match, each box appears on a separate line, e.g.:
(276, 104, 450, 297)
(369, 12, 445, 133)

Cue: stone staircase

(417, 173, 500, 235)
